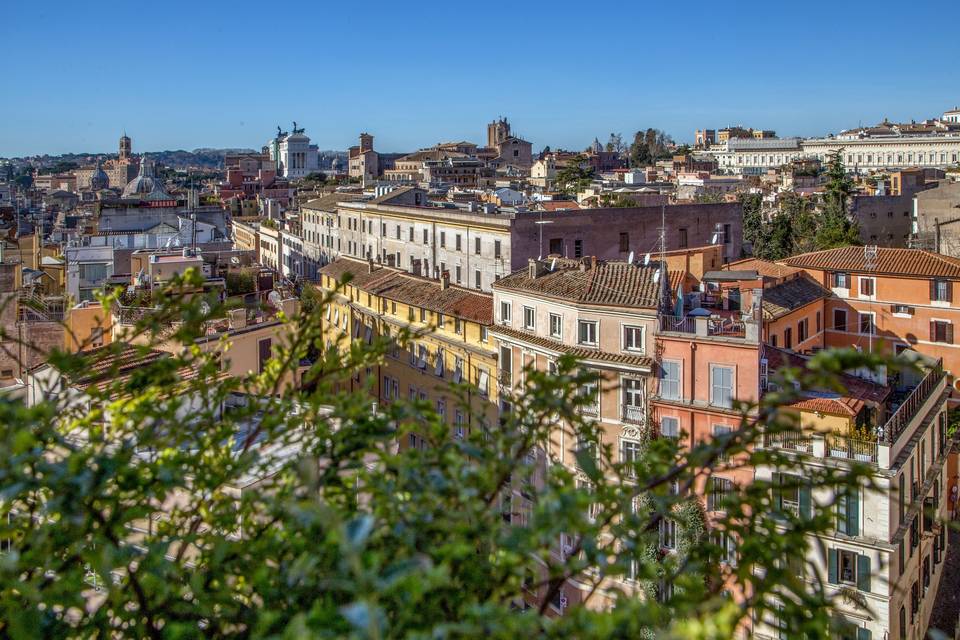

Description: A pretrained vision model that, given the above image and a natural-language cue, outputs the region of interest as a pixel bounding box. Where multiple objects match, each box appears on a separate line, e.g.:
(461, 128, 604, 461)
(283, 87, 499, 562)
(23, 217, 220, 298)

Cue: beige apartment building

(490, 256, 670, 609)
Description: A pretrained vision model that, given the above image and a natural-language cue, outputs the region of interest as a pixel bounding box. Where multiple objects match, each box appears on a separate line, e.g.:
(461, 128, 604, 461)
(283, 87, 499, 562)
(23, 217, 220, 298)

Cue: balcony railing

(826, 433, 878, 463)
(659, 316, 696, 334)
(657, 315, 747, 338)
(762, 430, 812, 453)
(878, 359, 944, 446)
(622, 404, 644, 424)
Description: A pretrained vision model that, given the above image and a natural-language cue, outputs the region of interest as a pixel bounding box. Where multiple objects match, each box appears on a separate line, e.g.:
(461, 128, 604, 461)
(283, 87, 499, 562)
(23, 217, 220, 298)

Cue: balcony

(759, 358, 946, 469)
(658, 314, 755, 341)
(622, 404, 645, 424)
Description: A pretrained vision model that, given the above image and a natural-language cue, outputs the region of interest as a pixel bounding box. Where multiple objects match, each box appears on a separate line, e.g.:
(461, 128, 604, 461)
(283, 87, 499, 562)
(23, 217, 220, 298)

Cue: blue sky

(2, 0, 957, 157)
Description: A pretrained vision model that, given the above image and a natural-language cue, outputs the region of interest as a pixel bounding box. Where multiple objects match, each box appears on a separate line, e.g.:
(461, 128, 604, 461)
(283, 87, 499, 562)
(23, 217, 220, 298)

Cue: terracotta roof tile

(493, 258, 672, 309)
(761, 277, 829, 320)
(725, 257, 802, 279)
(318, 258, 492, 324)
(782, 247, 960, 278)
(490, 325, 653, 370)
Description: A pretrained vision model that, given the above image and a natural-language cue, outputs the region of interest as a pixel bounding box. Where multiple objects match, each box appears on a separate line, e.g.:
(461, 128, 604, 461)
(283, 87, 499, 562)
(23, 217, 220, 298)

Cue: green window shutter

(800, 481, 812, 520)
(836, 490, 847, 533)
(857, 627, 871, 640)
(847, 488, 860, 536)
(828, 548, 838, 584)
(857, 554, 871, 592)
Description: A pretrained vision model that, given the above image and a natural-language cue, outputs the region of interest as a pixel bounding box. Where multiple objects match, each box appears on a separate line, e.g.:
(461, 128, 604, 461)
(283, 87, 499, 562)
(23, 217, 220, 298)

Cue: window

(723, 223, 731, 245)
(548, 238, 563, 255)
(574, 239, 583, 258)
(455, 234, 462, 251)
(621, 439, 642, 466)
(477, 366, 489, 396)
(709, 365, 734, 409)
(708, 477, 733, 512)
(784, 327, 793, 349)
(454, 318, 462, 335)
(858, 312, 875, 335)
(619, 232, 629, 252)
(494, 240, 501, 259)
(78, 263, 108, 282)
(434, 348, 445, 377)
(474, 270, 481, 289)
(859, 277, 875, 297)
(455, 265, 462, 284)
(932, 279, 951, 303)
(622, 378, 644, 422)
(893, 304, 913, 315)
(499, 346, 512, 387)
(833, 272, 849, 289)
(422, 229, 428, 244)
(833, 309, 847, 331)
(660, 519, 677, 550)
(577, 320, 598, 346)
(440, 231, 446, 248)
(930, 320, 953, 344)
(836, 485, 860, 536)
(409, 226, 414, 241)
(258, 338, 272, 374)
(660, 360, 681, 400)
(839, 549, 857, 584)
(523, 306, 535, 331)
(660, 415, 679, 438)
(623, 325, 644, 352)
(480, 326, 488, 343)
(420, 308, 428, 323)
(797, 318, 808, 343)
(678, 228, 688, 248)
(713, 424, 733, 461)
(475, 237, 481, 255)
(549, 313, 562, 339)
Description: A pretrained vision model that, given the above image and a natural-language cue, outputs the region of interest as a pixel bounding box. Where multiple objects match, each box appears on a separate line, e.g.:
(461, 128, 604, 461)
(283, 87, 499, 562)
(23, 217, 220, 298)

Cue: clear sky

(2, 0, 958, 157)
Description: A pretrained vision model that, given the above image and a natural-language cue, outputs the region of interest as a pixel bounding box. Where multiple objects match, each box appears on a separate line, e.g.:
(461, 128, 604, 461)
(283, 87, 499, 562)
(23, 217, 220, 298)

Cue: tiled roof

(782, 247, 960, 279)
(301, 193, 364, 211)
(538, 200, 581, 211)
(73, 344, 167, 386)
(761, 277, 829, 320)
(317, 258, 492, 324)
(493, 258, 674, 309)
(490, 325, 653, 370)
(763, 346, 889, 416)
(725, 257, 802, 279)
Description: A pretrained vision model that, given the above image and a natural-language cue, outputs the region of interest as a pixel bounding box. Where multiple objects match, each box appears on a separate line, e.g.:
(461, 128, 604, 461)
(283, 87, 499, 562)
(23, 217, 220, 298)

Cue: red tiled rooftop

(782, 247, 960, 279)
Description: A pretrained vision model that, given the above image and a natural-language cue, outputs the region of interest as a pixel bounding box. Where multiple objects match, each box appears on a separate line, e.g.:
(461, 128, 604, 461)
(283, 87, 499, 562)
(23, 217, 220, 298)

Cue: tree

(0, 270, 908, 638)
(605, 133, 625, 155)
(555, 155, 594, 195)
(629, 128, 674, 167)
(739, 193, 763, 256)
(815, 150, 861, 249)
(780, 192, 818, 256)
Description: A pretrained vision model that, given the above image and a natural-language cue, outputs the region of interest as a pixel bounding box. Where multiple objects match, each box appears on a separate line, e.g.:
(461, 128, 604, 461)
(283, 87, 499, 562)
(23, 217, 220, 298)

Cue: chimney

(367, 257, 374, 273)
(440, 270, 450, 289)
(528, 258, 547, 279)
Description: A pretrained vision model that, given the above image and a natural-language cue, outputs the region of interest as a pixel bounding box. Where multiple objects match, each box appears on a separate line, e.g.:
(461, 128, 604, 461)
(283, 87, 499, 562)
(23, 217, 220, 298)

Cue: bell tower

(119, 132, 132, 162)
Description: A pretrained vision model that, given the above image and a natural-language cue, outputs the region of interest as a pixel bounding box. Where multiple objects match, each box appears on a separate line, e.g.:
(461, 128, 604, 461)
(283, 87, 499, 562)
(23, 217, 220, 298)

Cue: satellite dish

(549, 258, 557, 272)
(267, 290, 282, 309)
(627, 251, 634, 265)
(230, 256, 240, 265)
(643, 253, 651, 266)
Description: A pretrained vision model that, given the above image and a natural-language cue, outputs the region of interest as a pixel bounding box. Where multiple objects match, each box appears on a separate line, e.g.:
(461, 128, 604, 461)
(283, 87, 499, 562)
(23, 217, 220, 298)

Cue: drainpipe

(689, 340, 697, 451)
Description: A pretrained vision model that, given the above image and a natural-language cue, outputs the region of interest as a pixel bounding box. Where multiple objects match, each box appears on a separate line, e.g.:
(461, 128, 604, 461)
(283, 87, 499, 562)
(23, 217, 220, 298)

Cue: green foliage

(0, 271, 903, 638)
(555, 155, 595, 195)
(225, 271, 256, 296)
(629, 128, 673, 167)
(815, 150, 861, 250)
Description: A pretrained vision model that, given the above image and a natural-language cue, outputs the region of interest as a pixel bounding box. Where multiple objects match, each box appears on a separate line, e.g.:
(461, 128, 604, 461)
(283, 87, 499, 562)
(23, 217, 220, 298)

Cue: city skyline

(2, 0, 958, 157)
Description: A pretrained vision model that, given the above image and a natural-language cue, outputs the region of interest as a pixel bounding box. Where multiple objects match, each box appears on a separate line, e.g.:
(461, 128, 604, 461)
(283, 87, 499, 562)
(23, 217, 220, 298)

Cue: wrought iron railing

(622, 404, 644, 424)
(826, 433, 878, 463)
(877, 359, 944, 445)
(762, 430, 812, 453)
(658, 316, 695, 334)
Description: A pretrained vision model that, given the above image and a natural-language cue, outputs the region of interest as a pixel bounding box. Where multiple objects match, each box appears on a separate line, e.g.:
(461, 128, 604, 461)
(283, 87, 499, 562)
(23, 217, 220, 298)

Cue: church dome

(122, 154, 171, 201)
(90, 157, 109, 190)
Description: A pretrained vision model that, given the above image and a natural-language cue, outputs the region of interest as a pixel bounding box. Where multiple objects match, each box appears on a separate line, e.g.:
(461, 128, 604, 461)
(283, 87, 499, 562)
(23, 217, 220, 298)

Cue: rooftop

(761, 277, 830, 320)
(493, 257, 678, 309)
(782, 247, 960, 278)
(318, 257, 493, 324)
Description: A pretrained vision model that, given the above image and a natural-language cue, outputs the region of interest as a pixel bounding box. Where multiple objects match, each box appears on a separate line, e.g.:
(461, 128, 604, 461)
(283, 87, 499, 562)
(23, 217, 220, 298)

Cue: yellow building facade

(318, 257, 497, 444)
